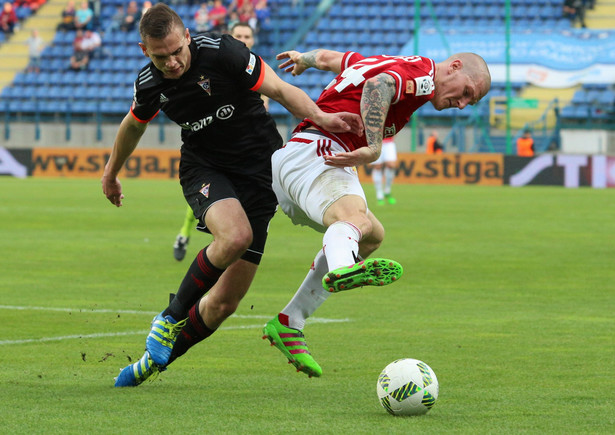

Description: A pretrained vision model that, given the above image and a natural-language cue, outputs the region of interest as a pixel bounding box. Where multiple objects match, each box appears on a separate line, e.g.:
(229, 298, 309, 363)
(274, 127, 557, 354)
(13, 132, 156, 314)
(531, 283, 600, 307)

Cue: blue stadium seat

(571, 90, 589, 104)
(12, 100, 36, 113)
(598, 90, 615, 105)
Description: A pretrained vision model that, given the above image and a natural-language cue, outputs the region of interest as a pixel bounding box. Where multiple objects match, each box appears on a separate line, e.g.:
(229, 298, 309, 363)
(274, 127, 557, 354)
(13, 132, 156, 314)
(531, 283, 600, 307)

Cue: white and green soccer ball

(376, 358, 439, 416)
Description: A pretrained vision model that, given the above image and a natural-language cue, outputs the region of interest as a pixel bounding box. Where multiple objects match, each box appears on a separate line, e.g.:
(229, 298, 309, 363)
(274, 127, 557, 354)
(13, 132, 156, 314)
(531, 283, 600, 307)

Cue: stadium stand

(1, 0, 613, 137)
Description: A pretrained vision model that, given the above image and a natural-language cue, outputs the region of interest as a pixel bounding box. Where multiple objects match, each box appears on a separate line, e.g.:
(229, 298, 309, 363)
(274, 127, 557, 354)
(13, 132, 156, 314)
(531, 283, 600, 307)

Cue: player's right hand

(101, 174, 124, 207)
(316, 111, 364, 137)
(276, 51, 308, 76)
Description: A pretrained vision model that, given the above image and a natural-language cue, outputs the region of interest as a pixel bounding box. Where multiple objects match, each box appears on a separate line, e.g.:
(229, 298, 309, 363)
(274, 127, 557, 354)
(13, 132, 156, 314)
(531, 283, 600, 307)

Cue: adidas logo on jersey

(160, 93, 169, 103)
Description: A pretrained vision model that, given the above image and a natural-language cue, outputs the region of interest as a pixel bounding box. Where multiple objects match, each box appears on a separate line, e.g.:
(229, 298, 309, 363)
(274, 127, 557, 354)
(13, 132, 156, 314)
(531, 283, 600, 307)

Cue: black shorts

(180, 164, 277, 265)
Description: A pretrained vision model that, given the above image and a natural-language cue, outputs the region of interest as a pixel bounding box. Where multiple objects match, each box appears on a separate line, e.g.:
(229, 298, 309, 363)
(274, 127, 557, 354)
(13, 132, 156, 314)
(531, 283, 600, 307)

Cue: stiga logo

(359, 153, 504, 185)
(32, 148, 181, 179)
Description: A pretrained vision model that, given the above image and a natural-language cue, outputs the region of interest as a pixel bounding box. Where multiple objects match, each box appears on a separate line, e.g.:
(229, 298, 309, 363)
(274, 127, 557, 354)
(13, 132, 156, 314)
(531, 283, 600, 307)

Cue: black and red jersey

(131, 32, 282, 177)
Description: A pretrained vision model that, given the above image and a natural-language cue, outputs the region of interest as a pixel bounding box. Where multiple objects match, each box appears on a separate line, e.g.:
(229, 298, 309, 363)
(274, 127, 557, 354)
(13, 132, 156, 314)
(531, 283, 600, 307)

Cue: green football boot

(385, 194, 397, 205)
(262, 316, 322, 378)
(322, 258, 403, 293)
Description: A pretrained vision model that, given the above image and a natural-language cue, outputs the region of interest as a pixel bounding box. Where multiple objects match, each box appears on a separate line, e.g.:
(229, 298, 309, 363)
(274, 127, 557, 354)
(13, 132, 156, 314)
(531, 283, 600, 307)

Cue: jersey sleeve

(130, 80, 160, 123)
(340, 51, 366, 72)
(218, 34, 265, 92)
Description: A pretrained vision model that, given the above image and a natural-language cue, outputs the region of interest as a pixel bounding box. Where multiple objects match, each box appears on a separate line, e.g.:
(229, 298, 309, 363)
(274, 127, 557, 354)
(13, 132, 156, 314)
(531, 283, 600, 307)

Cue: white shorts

(272, 131, 367, 233)
(371, 138, 397, 165)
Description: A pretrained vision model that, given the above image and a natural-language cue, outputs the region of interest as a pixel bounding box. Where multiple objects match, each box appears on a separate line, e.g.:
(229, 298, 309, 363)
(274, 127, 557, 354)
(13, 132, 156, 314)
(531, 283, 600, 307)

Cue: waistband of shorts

(303, 128, 330, 137)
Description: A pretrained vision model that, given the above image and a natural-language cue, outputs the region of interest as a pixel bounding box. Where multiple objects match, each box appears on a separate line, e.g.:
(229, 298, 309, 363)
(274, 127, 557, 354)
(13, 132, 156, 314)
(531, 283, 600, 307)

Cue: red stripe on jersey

(130, 106, 159, 124)
(249, 56, 266, 91)
(385, 70, 403, 104)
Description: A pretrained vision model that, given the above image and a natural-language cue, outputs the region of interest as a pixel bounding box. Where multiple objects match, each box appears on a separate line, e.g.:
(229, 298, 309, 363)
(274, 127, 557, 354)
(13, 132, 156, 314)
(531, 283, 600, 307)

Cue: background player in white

(371, 136, 398, 205)
(262, 48, 491, 377)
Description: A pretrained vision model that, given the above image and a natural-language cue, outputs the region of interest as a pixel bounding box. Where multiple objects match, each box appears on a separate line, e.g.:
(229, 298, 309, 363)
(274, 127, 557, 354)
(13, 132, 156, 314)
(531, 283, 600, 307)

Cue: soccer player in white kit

(371, 136, 398, 205)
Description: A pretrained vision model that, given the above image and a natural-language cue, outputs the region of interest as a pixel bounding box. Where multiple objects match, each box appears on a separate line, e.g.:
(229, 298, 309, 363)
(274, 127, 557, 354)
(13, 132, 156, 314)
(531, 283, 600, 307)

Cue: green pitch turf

(1, 177, 613, 434)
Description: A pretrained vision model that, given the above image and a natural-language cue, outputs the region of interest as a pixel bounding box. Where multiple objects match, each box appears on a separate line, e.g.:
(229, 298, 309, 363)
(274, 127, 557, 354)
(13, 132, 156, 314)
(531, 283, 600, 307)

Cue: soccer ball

(376, 358, 439, 416)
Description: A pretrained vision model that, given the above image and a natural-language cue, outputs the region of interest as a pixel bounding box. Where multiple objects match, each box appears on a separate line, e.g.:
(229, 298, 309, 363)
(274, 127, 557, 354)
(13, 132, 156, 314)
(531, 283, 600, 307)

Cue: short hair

(230, 22, 254, 36)
(139, 3, 185, 41)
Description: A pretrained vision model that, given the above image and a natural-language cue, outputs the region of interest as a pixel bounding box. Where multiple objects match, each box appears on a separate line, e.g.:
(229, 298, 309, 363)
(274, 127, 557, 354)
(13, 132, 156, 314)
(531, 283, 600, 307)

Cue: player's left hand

(317, 111, 364, 136)
(323, 147, 377, 168)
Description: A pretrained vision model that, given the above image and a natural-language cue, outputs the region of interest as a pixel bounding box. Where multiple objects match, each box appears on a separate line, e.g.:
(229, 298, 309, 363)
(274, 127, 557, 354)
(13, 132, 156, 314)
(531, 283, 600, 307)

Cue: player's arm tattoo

(361, 73, 396, 158)
(298, 49, 322, 70)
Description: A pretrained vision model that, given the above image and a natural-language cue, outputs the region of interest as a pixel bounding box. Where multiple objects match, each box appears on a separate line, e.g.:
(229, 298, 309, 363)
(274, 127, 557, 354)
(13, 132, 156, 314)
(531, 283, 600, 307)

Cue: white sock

(384, 166, 395, 195)
(278, 222, 362, 330)
(372, 168, 384, 200)
(323, 221, 362, 271)
(280, 249, 330, 330)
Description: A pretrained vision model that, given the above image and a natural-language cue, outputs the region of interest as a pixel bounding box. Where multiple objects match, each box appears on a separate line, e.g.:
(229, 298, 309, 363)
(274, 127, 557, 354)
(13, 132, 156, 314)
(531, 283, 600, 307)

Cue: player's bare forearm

(277, 49, 344, 75)
(102, 113, 147, 206)
(104, 113, 146, 177)
(260, 62, 363, 135)
(360, 74, 396, 161)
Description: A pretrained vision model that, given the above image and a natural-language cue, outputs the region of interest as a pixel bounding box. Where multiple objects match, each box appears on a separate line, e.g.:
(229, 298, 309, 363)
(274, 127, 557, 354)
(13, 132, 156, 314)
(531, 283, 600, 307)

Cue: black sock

(163, 246, 224, 320)
(166, 300, 216, 365)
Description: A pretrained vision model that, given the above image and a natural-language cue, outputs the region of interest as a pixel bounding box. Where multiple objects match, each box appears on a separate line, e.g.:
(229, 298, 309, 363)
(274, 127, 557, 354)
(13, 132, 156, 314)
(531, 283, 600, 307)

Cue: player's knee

(354, 215, 373, 239)
(360, 219, 384, 256)
(221, 227, 253, 257)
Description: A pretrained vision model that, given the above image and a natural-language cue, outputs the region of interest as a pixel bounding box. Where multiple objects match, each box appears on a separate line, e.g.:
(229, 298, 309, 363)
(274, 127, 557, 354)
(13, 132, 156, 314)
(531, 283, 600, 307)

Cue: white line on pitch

(0, 306, 350, 346)
(0, 305, 349, 323)
(0, 325, 264, 346)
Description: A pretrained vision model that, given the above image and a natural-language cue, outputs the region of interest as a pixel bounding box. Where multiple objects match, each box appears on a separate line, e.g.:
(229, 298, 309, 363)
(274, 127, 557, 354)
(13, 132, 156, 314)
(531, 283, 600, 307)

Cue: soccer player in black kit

(102, 3, 363, 387)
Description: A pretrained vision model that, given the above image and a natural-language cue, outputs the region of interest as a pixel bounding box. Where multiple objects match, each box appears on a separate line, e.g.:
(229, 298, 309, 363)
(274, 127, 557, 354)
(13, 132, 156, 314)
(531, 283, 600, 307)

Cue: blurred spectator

(81, 29, 102, 57)
(120, 0, 141, 32)
(238, 0, 257, 31)
(516, 129, 535, 157)
(69, 29, 90, 70)
(226, 10, 239, 30)
(193, 2, 210, 33)
(104, 5, 124, 33)
(26, 29, 45, 73)
(563, 0, 586, 28)
(74, 0, 93, 30)
(227, 0, 250, 14)
(141, 0, 151, 17)
(57, 0, 76, 31)
(425, 130, 443, 154)
(0, 2, 18, 36)
(254, 0, 270, 31)
(14, 0, 45, 13)
(208, 0, 227, 32)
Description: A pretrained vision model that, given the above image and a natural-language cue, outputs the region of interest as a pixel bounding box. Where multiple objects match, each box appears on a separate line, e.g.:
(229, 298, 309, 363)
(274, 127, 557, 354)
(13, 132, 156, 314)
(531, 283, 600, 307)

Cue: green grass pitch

(1, 177, 613, 434)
